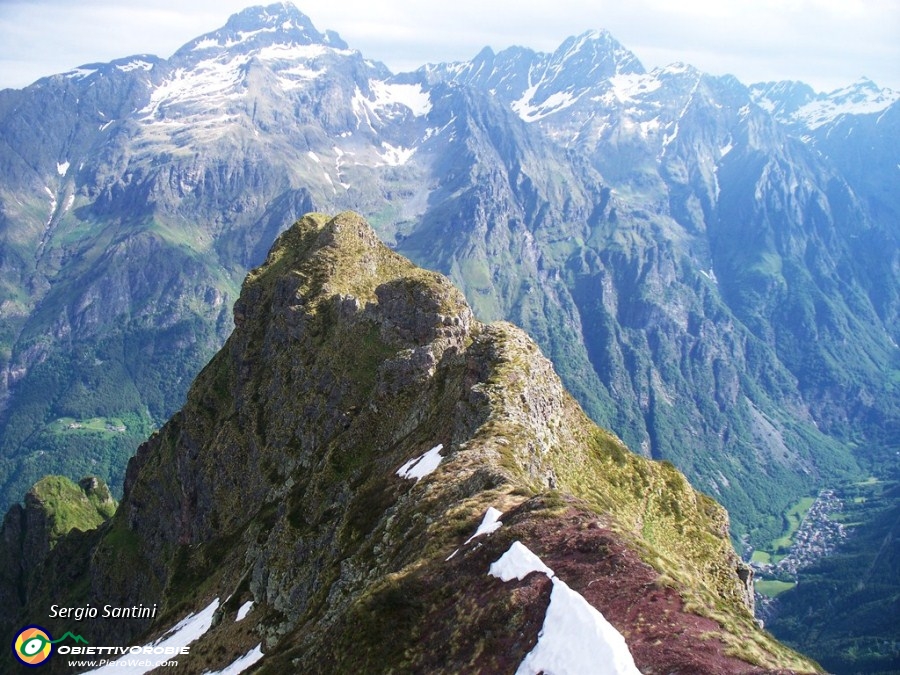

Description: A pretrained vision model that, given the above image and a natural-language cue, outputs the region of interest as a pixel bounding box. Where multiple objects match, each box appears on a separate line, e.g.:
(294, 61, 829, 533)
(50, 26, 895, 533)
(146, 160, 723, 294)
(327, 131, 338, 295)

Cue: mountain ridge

(2, 5, 897, 669)
(0, 211, 818, 674)
(0, 0, 896, 565)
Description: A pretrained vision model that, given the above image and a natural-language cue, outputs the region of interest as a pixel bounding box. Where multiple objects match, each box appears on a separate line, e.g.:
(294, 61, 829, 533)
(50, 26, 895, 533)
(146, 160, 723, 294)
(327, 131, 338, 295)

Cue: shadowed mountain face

(0, 212, 817, 674)
(0, 2, 896, 554)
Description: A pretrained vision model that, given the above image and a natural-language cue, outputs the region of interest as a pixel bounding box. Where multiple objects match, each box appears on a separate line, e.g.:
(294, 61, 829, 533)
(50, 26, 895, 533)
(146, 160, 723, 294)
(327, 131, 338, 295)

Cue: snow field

(490, 541, 643, 675)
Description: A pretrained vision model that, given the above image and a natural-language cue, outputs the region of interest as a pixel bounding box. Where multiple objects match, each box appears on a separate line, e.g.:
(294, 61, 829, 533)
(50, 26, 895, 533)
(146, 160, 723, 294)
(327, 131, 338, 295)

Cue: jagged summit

(175, 2, 348, 57)
(0, 212, 817, 673)
(750, 75, 898, 129)
(422, 27, 645, 114)
(549, 29, 645, 77)
(135, 2, 396, 138)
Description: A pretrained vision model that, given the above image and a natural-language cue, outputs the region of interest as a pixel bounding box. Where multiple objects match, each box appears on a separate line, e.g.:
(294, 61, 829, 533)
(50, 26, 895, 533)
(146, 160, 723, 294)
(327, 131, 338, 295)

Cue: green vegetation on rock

(27, 475, 117, 544)
(0, 213, 819, 673)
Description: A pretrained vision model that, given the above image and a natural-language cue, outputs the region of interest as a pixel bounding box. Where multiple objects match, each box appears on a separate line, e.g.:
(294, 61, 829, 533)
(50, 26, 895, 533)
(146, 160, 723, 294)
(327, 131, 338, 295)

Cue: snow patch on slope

(277, 63, 323, 88)
(397, 444, 444, 481)
(116, 60, 154, 73)
(202, 644, 264, 675)
(236, 600, 254, 621)
(350, 80, 433, 126)
(257, 44, 330, 88)
(490, 541, 642, 675)
(257, 43, 328, 61)
(196, 27, 277, 50)
(370, 81, 432, 116)
(465, 507, 503, 544)
(513, 87, 580, 122)
(447, 507, 504, 560)
(65, 67, 98, 80)
(378, 142, 416, 166)
(607, 72, 662, 104)
(43, 186, 56, 228)
(141, 55, 249, 120)
(518, 578, 643, 675)
(85, 598, 220, 674)
(489, 540, 554, 581)
(794, 82, 898, 128)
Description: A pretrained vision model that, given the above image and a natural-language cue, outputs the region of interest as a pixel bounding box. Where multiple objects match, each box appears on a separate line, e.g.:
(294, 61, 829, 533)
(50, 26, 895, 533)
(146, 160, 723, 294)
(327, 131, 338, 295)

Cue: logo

(12, 626, 53, 667)
(11, 627, 88, 667)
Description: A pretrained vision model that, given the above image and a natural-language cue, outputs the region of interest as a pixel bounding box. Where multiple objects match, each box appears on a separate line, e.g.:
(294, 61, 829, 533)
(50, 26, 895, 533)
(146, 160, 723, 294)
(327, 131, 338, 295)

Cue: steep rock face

(0, 476, 115, 623)
(755, 89, 900, 343)
(1, 213, 815, 673)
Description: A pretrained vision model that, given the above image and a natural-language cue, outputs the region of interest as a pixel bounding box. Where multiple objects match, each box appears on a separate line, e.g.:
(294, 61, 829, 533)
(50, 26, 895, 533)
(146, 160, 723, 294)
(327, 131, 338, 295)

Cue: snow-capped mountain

(421, 30, 644, 124)
(416, 30, 897, 508)
(750, 76, 898, 131)
(750, 77, 900, 259)
(0, 1, 896, 582)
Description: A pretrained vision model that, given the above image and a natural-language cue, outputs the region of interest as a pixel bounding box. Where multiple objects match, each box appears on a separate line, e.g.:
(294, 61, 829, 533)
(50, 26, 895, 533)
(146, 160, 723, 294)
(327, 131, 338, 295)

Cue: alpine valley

(0, 3, 898, 672)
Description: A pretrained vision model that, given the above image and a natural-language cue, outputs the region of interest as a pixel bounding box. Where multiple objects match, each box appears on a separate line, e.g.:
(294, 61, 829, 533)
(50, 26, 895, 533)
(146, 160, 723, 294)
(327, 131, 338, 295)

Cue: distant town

(748, 489, 848, 622)
(749, 489, 847, 579)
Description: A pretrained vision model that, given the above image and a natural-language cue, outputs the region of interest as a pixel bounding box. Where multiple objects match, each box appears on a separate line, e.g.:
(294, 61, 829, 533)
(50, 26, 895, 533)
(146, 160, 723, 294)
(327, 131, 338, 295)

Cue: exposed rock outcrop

(1, 213, 817, 673)
(0, 476, 116, 628)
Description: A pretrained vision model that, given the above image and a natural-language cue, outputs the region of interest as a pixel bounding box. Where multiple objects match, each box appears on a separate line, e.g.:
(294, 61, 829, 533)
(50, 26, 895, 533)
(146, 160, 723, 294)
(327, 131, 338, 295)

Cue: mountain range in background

(0, 3, 897, 671)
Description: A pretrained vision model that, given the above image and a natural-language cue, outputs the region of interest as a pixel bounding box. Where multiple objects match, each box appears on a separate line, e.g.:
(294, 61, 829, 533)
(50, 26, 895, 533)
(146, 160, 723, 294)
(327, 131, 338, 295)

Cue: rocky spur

(49, 603, 158, 621)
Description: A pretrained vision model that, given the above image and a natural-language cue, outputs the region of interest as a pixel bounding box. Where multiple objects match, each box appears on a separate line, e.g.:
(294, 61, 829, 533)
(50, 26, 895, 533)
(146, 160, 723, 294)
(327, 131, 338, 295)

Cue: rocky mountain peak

(420, 27, 645, 123)
(749, 80, 818, 118)
(0, 476, 116, 629)
(830, 76, 891, 102)
(174, 1, 348, 59)
(750, 75, 898, 130)
(0, 212, 818, 673)
(549, 29, 644, 78)
(233, 211, 474, 348)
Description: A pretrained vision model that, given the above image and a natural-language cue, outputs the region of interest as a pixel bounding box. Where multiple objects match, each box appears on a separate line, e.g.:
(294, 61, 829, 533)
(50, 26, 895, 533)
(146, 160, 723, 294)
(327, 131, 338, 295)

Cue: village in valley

(750, 489, 847, 578)
(746, 489, 848, 620)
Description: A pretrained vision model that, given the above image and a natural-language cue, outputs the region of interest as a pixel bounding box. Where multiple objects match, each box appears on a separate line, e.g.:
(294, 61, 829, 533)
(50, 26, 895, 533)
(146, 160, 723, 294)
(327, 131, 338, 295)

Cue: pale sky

(0, 0, 897, 93)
